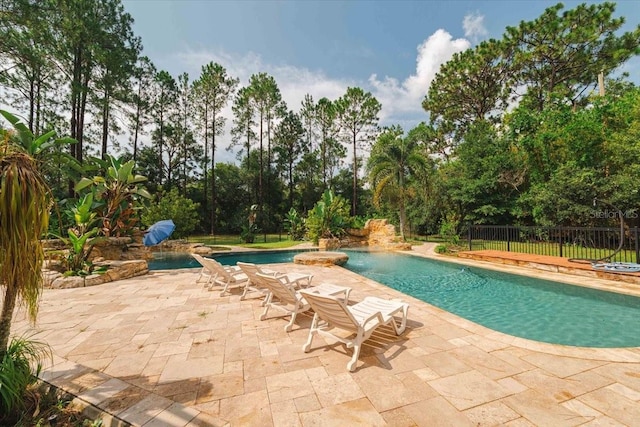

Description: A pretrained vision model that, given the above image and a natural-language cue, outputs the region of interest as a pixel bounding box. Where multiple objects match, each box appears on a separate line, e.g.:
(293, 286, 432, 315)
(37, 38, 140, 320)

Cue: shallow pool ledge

(293, 251, 348, 266)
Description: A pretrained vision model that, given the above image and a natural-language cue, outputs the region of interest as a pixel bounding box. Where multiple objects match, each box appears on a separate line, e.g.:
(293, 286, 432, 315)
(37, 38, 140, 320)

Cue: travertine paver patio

(10, 246, 640, 426)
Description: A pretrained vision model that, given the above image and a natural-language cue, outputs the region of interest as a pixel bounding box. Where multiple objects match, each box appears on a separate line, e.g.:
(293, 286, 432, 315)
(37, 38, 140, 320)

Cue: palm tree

(0, 111, 54, 354)
(0, 149, 51, 354)
(367, 125, 428, 241)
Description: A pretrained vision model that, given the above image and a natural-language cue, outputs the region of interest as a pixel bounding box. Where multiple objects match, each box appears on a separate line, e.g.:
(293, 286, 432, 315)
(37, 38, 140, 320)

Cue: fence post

(635, 227, 639, 264)
(468, 223, 472, 251)
(559, 234, 563, 258)
(506, 226, 511, 252)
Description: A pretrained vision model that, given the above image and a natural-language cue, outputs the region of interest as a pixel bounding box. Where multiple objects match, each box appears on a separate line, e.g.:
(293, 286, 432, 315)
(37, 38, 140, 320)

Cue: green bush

(284, 208, 305, 240)
(305, 190, 350, 245)
(0, 336, 50, 418)
(439, 218, 460, 246)
(240, 223, 259, 243)
(434, 244, 448, 254)
(56, 194, 105, 276)
(141, 189, 200, 238)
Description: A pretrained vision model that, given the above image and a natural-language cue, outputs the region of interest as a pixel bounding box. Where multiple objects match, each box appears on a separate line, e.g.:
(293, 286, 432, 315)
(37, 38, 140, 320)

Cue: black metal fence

(468, 225, 640, 263)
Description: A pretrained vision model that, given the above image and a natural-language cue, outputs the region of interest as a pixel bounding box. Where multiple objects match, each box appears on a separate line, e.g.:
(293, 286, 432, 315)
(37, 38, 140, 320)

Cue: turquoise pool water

(148, 249, 314, 270)
(149, 250, 640, 348)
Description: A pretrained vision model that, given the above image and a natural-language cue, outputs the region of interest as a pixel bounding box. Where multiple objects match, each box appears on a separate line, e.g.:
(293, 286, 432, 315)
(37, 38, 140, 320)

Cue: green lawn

(470, 239, 637, 262)
(188, 234, 304, 250)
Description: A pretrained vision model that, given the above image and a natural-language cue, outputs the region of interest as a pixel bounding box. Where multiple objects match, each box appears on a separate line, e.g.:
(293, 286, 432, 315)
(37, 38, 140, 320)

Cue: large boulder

(362, 219, 412, 250)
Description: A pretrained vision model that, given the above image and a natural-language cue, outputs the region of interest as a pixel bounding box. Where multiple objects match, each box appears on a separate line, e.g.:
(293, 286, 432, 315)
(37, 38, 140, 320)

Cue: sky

(121, 0, 640, 162)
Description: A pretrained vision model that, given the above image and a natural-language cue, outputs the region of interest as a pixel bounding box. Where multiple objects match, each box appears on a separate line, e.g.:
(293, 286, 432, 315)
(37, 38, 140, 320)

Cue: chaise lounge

(256, 273, 351, 332)
(191, 254, 249, 296)
(299, 291, 409, 372)
(237, 261, 313, 302)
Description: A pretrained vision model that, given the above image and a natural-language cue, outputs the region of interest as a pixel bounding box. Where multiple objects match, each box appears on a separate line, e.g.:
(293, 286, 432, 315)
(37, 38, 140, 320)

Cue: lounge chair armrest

(361, 311, 384, 328)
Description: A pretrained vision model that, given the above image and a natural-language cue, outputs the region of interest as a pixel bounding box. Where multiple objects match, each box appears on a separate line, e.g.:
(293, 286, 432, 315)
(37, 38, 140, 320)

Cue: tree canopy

(1, 0, 639, 239)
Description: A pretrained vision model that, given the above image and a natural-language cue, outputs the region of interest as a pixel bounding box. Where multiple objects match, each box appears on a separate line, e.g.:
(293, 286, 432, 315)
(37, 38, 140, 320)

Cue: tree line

(1, 1, 639, 237)
(414, 1, 640, 235)
(1, 0, 382, 235)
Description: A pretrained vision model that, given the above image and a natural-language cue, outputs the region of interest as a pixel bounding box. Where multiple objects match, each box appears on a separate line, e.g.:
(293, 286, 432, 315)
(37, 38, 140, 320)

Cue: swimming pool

(149, 250, 640, 348)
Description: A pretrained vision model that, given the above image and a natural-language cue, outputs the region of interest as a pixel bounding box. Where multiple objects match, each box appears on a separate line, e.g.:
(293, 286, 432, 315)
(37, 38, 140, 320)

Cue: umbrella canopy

(143, 219, 175, 246)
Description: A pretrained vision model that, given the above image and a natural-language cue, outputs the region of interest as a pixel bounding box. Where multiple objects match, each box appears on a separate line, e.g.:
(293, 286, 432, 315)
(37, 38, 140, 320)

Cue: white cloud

(175, 49, 348, 111)
(463, 12, 488, 41)
(368, 29, 470, 124)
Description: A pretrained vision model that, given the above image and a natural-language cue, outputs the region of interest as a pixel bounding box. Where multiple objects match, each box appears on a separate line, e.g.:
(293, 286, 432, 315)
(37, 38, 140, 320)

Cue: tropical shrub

(141, 188, 200, 238)
(54, 194, 105, 275)
(240, 223, 259, 243)
(0, 116, 54, 421)
(75, 155, 151, 237)
(434, 244, 448, 254)
(284, 208, 305, 240)
(305, 190, 351, 245)
(239, 205, 260, 243)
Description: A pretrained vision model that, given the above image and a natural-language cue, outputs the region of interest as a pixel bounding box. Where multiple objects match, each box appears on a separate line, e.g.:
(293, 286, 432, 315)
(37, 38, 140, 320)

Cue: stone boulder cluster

(319, 219, 412, 251)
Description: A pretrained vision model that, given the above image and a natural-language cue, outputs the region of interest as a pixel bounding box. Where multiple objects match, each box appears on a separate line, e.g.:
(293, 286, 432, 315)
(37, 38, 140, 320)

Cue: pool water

(149, 249, 640, 348)
(148, 249, 315, 270)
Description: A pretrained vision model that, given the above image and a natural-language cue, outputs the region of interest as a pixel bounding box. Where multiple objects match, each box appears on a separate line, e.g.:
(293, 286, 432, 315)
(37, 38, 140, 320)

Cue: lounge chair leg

(259, 294, 272, 321)
(219, 280, 231, 297)
(240, 284, 249, 300)
(347, 343, 362, 372)
(394, 304, 409, 335)
(302, 314, 319, 352)
(284, 311, 297, 332)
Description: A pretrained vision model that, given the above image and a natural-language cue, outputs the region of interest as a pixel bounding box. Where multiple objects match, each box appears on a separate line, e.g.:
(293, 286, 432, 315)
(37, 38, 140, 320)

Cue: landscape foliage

(1, 1, 638, 241)
(0, 0, 639, 422)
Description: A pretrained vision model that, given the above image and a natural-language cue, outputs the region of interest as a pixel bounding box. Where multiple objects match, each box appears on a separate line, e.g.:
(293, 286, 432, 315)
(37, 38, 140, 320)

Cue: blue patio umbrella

(143, 219, 175, 246)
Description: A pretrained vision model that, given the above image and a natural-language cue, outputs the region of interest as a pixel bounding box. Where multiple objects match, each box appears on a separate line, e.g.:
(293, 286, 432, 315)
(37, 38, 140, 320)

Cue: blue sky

(122, 0, 640, 160)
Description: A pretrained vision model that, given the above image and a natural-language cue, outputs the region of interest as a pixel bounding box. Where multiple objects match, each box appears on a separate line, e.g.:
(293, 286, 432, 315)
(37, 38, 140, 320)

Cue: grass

(469, 239, 637, 262)
(188, 234, 304, 250)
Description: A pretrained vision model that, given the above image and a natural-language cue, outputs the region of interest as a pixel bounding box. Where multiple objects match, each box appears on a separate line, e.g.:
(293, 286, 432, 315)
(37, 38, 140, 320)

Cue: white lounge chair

(237, 261, 313, 302)
(191, 253, 214, 284)
(193, 255, 249, 297)
(256, 273, 350, 332)
(299, 291, 409, 372)
(237, 262, 277, 302)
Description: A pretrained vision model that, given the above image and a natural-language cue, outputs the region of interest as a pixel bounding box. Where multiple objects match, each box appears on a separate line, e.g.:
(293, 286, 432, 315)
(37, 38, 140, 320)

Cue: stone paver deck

(10, 245, 640, 426)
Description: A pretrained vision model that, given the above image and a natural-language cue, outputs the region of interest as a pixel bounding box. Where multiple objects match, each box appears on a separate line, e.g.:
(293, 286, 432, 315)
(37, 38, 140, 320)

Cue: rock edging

(44, 260, 148, 289)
